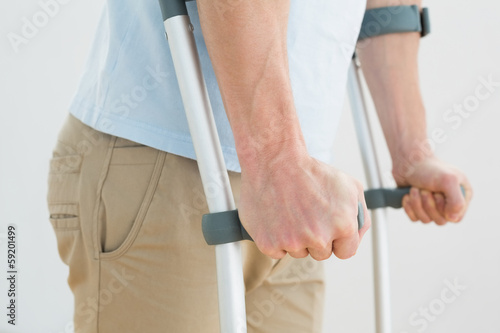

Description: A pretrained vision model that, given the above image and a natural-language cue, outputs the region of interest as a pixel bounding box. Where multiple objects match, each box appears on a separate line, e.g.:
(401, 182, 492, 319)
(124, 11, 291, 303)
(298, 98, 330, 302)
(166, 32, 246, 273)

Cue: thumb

(442, 176, 466, 222)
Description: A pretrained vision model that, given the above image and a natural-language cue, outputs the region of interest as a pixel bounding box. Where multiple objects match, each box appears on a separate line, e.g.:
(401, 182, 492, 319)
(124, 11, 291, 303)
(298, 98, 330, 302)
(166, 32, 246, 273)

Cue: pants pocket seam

(91, 137, 118, 260)
(98, 150, 167, 261)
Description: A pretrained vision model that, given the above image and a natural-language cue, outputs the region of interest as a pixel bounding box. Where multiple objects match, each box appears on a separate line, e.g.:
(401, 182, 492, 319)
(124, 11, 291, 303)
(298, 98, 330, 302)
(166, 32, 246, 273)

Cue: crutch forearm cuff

(359, 5, 431, 41)
(158, 0, 189, 21)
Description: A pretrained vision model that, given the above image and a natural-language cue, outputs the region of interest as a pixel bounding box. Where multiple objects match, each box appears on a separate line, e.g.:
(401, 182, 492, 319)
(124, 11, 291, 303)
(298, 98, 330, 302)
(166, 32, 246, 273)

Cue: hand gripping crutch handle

(202, 186, 465, 245)
(202, 203, 364, 245)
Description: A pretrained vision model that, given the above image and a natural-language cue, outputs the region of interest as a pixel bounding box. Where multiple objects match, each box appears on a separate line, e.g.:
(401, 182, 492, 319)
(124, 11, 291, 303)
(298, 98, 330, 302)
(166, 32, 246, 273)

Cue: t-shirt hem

(68, 103, 242, 173)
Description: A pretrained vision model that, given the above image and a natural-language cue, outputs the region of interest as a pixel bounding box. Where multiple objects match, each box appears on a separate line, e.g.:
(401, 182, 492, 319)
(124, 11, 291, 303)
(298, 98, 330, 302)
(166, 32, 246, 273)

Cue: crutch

(157, 1, 433, 332)
(157, 1, 247, 331)
(347, 7, 431, 332)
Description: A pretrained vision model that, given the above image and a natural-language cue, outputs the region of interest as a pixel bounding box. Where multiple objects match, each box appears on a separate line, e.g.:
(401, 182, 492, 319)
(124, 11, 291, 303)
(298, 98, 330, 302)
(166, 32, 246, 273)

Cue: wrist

(238, 133, 308, 177)
(392, 144, 435, 182)
(231, 97, 308, 176)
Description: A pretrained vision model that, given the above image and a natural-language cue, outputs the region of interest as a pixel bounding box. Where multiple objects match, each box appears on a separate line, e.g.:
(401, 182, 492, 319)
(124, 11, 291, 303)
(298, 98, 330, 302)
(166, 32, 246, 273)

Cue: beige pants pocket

(96, 142, 166, 259)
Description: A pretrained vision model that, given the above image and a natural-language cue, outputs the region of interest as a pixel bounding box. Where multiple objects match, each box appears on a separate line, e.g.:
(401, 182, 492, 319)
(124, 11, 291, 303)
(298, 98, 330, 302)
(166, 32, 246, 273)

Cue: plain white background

(0, 1, 498, 332)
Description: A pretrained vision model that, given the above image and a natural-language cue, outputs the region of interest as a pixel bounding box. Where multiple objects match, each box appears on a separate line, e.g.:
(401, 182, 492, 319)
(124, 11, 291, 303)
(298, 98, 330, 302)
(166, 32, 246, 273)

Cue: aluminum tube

(164, 15, 247, 333)
(347, 60, 392, 333)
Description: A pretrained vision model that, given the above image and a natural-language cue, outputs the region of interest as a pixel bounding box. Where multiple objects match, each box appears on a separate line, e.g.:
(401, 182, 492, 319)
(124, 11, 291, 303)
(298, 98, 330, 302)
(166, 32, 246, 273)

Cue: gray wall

(0, 0, 498, 332)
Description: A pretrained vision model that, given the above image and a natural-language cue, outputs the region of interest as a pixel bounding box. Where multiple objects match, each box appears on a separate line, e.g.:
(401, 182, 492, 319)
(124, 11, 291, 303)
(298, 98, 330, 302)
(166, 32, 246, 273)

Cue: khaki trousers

(47, 114, 324, 333)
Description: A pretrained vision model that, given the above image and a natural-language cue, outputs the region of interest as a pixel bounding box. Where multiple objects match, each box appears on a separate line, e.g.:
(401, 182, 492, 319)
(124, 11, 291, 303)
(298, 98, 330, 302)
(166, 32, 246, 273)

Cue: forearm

(197, 0, 372, 259)
(357, 0, 428, 176)
(197, 0, 306, 175)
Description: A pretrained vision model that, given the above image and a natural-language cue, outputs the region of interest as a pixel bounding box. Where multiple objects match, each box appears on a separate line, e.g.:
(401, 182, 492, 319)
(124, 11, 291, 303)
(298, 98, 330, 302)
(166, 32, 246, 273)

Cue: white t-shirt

(69, 0, 366, 172)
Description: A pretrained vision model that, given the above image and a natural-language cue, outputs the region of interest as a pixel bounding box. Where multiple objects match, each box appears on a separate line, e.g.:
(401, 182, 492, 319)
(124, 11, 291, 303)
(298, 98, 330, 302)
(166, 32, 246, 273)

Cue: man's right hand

(238, 144, 371, 261)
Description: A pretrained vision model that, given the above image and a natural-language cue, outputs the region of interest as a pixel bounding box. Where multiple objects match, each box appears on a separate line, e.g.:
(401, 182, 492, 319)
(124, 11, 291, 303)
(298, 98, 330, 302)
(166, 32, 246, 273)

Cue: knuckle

(286, 246, 304, 255)
(309, 236, 331, 250)
(442, 173, 460, 188)
(257, 241, 278, 258)
(336, 221, 357, 238)
(283, 239, 306, 254)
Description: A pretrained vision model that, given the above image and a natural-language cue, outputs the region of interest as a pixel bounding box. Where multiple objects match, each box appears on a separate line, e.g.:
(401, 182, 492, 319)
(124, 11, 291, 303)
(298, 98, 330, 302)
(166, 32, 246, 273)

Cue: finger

(333, 184, 365, 260)
(308, 245, 333, 261)
(257, 244, 287, 260)
(332, 235, 359, 260)
(332, 223, 359, 260)
(441, 175, 466, 222)
(434, 192, 446, 216)
(420, 190, 447, 225)
(402, 194, 418, 221)
(408, 187, 432, 223)
(287, 248, 309, 259)
(266, 250, 287, 260)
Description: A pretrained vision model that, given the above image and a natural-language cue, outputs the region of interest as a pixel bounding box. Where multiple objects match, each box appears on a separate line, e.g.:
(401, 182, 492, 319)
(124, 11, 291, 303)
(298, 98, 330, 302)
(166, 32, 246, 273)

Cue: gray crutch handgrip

(202, 202, 365, 245)
(202, 186, 465, 245)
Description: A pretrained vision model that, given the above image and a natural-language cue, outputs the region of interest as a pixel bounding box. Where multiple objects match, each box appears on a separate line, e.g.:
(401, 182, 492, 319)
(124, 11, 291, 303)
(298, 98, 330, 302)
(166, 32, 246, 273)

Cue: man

(47, 0, 472, 332)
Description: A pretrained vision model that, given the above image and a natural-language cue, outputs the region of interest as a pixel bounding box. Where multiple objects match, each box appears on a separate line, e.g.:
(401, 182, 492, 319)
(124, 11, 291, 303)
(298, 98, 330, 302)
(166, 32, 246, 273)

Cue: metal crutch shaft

(347, 60, 392, 333)
(158, 1, 247, 332)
